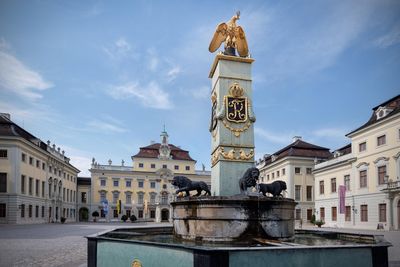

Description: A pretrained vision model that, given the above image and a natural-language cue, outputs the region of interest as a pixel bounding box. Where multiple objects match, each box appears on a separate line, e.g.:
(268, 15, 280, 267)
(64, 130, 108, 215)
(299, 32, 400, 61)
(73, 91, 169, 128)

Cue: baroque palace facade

(86, 130, 211, 222)
(0, 113, 80, 224)
(314, 95, 400, 230)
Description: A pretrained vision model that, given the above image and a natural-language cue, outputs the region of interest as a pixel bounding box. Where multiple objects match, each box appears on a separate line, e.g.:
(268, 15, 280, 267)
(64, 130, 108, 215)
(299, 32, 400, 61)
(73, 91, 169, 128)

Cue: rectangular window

(319, 180, 324, 194)
(360, 170, 367, 188)
(113, 209, 118, 218)
(21, 175, 25, 194)
(295, 209, 301, 220)
(126, 210, 131, 218)
(28, 205, 32, 218)
(126, 194, 131, 204)
(63, 188, 66, 201)
(378, 166, 387, 185)
(42, 182, 45, 198)
(150, 194, 156, 204)
(331, 178, 336, 193)
(36, 160, 40, 168)
(151, 164, 156, 169)
(126, 180, 131, 187)
(0, 203, 5, 217)
(359, 142, 366, 152)
(21, 204, 25, 218)
(331, 207, 337, 221)
(35, 179, 39, 196)
(138, 194, 144, 204)
(138, 181, 144, 188)
(162, 164, 167, 169)
(138, 210, 143, 218)
(29, 177, 33, 195)
(282, 168, 285, 175)
(344, 175, 350, 191)
(138, 163, 144, 168)
(272, 172, 275, 179)
(306, 168, 312, 174)
(113, 192, 119, 204)
(0, 173, 6, 193)
(377, 135, 386, 146)
(67, 189, 69, 202)
(41, 206, 45, 217)
(42, 162, 45, 170)
(22, 153, 26, 162)
(174, 165, 179, 170)
(29, 157, 33, 165)
(379, 204, 386, 222)
(100, 209, 106, 218)
(320, 207, 325, 221)
(113, 180, 119, 187)
(0, 149, 7, 158)
(266, 174, 269, 181)
(81, 192, 87, 203)
(295, 185, 301, 201)
(361, 205, 368, 222)
(345, 206, 351, 221)
(100, 192, 106, 202)
(35, 205, 39, 217)
(306, 186, 312, 201)
(185, 166, 190, 171)
(100, 180, 106, 186)
(295, 167, 301, 174)
(49, 166, 52, 172)
(150, 181, 156, 188)
(150, 210, 156, 219)
(277, 170, 280, 177)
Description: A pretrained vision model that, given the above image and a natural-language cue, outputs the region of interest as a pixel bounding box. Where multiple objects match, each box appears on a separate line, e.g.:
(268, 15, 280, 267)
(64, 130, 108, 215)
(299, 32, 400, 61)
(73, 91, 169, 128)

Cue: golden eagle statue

(209, 11, 249, 57)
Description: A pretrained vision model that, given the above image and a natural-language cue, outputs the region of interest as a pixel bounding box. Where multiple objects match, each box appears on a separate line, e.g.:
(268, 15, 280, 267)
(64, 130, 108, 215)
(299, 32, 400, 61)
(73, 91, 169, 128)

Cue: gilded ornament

(209, 11, 249, 57)
(131, 259, 142, 267)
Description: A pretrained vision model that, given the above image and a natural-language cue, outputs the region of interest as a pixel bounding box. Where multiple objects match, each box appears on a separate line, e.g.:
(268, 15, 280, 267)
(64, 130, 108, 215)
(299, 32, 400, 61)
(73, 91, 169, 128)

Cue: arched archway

(161, 208, 169, 222)
(79, 207, 89, 222)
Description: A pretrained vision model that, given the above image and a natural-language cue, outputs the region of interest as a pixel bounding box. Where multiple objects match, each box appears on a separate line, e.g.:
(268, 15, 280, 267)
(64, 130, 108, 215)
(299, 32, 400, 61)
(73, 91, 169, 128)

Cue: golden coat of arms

(225, 82, 248, 123)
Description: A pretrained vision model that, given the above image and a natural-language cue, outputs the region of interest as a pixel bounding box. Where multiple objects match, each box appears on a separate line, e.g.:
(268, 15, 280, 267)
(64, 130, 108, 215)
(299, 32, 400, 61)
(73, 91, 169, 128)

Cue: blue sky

(0, 1, 399, 176)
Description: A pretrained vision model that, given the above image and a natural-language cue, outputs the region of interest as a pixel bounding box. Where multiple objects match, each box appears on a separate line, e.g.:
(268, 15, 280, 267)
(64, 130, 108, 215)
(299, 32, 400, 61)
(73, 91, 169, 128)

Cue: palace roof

(261, 139, 331, 166)
(347, 94, 400, 136)
(132, 143, 195, 161)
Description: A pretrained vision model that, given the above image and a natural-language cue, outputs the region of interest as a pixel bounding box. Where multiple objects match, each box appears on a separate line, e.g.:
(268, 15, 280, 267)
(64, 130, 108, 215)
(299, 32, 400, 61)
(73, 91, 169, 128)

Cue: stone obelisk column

(209, 54, 255, 196)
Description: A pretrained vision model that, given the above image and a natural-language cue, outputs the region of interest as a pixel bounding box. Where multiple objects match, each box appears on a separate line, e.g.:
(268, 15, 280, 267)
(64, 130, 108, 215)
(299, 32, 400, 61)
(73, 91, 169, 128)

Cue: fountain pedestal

(172, 196, 296, 242)
(209, 54, 256, 196)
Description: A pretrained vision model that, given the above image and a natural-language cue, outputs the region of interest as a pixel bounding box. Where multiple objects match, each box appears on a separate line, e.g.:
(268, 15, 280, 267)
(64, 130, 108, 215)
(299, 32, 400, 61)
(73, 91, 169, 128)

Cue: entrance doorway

(79, 207, 89, 222)
(161, 209, 169, 222)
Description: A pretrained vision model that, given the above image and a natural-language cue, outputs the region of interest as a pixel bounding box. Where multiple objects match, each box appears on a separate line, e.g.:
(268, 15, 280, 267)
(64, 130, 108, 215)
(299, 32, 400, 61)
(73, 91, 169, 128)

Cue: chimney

(292, 136, 302, 143)
(0, 113, 10, 120)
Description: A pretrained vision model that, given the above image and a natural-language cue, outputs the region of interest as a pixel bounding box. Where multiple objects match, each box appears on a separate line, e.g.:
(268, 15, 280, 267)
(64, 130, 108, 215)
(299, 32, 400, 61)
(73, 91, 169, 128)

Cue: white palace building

(314, 95, 400, 230)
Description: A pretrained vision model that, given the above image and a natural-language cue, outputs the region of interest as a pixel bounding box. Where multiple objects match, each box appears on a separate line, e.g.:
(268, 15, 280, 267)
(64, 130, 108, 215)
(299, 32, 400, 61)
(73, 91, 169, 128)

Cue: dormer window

(375, 106, 393, 120)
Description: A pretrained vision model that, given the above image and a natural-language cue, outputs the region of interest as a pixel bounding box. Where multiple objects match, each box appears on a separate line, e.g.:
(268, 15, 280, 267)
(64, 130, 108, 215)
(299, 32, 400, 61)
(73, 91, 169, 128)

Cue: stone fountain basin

(171, 195, 296, 242)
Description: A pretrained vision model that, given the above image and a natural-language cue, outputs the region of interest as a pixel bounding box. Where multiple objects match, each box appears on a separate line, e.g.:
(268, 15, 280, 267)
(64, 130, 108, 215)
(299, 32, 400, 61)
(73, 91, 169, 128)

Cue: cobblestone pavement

(0, 222, 168, 267)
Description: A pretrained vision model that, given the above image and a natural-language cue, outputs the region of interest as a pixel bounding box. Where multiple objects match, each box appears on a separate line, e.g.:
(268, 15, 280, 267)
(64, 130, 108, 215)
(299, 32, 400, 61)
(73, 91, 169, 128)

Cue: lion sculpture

(259, 180, 287, 198)
(171, 176, 211, 197)
(239, 167, 260, 194)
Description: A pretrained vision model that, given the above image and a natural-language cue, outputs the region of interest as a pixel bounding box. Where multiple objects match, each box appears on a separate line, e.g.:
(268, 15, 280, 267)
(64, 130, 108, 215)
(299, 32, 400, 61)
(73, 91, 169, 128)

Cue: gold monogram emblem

(225, 82, 247, 123)
(132, 259, 142, 267)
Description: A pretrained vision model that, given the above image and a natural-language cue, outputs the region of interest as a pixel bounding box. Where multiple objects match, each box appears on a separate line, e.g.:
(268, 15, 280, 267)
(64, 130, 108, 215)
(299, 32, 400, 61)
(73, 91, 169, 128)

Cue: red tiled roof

(132, 143, 195, 161)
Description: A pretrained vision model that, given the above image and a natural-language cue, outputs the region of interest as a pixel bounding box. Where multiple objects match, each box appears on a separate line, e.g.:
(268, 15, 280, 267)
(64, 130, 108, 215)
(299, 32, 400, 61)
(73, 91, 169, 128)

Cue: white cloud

(103, 37, 136, 61)
(166, 66, 181, 82)
(0, 46, 53, 100)
(373, 24, 400, 48)
(146, 48, 159, 71)
(254, 127, 291, 144)
(87, 118, 128, 133)
(107, 81, 173, 109)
